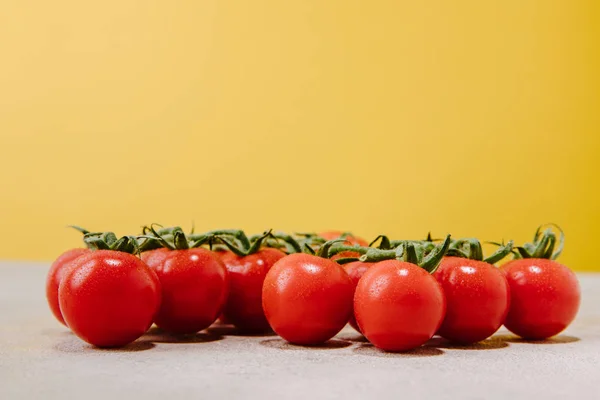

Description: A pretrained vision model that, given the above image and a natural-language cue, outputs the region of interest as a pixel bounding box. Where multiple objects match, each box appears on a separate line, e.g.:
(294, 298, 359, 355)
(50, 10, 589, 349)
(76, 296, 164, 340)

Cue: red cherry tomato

(220, 248, 286, 332)
(342, 260, 376, 333)
(354, 260, 446, 352)
(46, 248, 91, 325)
(502, 259, 580, 339)
(319, 231, 368, 247)
(140, 248, 171, 268)
(262, 253, 354, 345)
(433, 257, 510, 344)
(59, 250, 161, 347)
(150, 248, 228, 334)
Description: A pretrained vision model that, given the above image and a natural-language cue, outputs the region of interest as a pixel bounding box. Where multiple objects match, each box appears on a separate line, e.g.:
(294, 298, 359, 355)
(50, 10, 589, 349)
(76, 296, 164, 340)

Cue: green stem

(484, 240, 514, 264)
(369, 235, 392, 249)
(270, 233, 303, 254)
(317, 239, 349, 258)
(189, 234, 212, 248)
(327, 244, 370, 257)
(420, 234, 452, 273)
(359, 248, 397, 263)
(83, 232, 141, 255)
(402, 242, 420, 264)
(213, 235, 247, 257)
(462, 238, 483, 261)
(303, 243, 316, 255)
(173, 231, 189, 250)
(69, 225, 90, 235)
(246, 230, 272, 254)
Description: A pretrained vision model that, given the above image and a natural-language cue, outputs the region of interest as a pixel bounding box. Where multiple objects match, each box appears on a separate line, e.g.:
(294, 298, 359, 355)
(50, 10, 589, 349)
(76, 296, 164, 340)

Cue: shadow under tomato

(426, 336, 509, 350)
(259, 338, 352, 350)
(337, 333, 368, 343)
(54, 338, 155, 353)
(143, 328, 223, 344)
(492, 334, 580, 344)
(207, 325, 277, 338)
(352, 343, 444, 358)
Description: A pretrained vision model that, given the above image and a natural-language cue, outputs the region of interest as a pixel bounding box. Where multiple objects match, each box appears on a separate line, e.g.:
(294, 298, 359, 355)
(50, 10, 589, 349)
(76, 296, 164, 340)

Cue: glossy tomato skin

(151, 248, 228, 334)
(342, 260, 376, 333)
(502, 259, 580, 339)
(434, 257, 510, 344)
(59, 250, 161, 347)
(354, 260, 446, 352)
(221, 248, 285, 332)
(46, 248, 91, 325)
(262, 253, 354, 345)
(319, 231, 369, 247)
(141, 248, 171, 269)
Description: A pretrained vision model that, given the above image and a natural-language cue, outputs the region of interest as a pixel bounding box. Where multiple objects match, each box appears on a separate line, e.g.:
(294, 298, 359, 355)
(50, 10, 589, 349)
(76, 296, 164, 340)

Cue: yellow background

(1, 1, 598, 270)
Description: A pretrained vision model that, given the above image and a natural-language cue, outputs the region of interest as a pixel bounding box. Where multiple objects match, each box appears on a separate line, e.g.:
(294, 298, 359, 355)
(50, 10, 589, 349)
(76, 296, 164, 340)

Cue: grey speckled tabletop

(1, 261, 599, 399)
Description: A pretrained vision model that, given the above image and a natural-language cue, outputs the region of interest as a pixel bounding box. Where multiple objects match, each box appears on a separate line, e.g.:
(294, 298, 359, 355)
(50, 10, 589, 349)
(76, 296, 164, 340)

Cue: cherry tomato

(342, 260, 376, 333)
(151, 248, 228, 334)
(354, 260, 446, 352)
(502, 259, 580, 339)
(262, 253, 353, 345)
(46, 248, 91, 325)
(59, 250, 161, 347)
(220, 248, 286, 332)
(140, 248, 171, 268)
(320, 231, 368, 247)
(433, 257, 510, 344)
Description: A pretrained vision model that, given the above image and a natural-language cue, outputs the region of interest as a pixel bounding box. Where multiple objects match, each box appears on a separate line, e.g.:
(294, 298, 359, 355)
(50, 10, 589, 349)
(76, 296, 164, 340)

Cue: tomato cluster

(47, 225, 580, 352)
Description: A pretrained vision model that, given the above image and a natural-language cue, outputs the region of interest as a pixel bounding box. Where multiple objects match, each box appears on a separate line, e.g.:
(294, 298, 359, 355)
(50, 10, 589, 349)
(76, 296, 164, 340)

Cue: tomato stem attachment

(68, 225, 98, 249)
(358, 235, 451, 273)
(83, 232, 140, 254)
(420, 235, 451, 273)
(514, 224, 564, 260)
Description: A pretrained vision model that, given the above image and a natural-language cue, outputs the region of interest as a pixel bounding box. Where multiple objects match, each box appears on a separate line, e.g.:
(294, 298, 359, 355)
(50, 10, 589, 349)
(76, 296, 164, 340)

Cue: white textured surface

(1, 262, 599, 399)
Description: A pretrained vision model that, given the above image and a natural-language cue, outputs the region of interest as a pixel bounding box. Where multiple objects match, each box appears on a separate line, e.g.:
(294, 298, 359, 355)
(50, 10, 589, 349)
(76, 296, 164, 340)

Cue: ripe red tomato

(140, 248, 171, 268)
(319, 231, 368, 247)
(220, 248, 286, 332)
(502, 259, 580, 339)
(150, 248, 228, 334)
(434, 257, 510, 343)
(354, 260, 446, 352)
(262, 253, 354, 345)
(59, 250, 161, 347)
(46, 248, 91, 325)
(342, 260, 376, 333)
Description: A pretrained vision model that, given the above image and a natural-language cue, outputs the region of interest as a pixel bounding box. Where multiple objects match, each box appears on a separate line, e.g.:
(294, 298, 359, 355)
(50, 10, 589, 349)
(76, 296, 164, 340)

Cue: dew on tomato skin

(70, 261, 96, 290)
(275, 268, 294, 291)
(368, 275, 390, 298)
